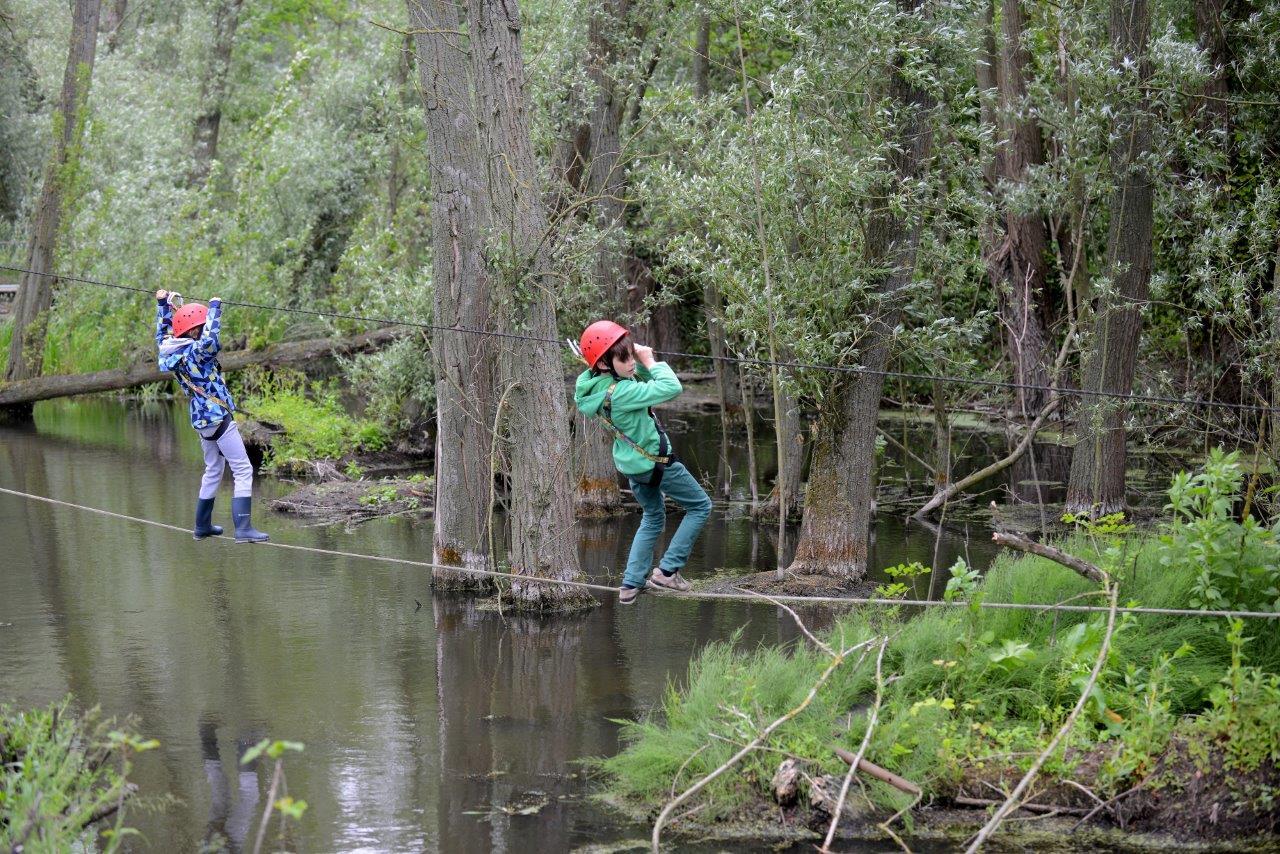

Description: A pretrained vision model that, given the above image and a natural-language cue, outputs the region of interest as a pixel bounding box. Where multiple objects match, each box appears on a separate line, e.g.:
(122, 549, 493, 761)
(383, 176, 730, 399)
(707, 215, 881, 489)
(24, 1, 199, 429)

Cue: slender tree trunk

(190, 0, 243, 186)
(1192, 0, 1231, 141)
(704, 279, 740, 497)
(467, 0, 592, 610)
(1269, 243, 1280, 472)
(387, 32, 413, 226)
(755, 375, 803, 522)
(789, 0, 933, 581)
(1065, 0, 1153, 517)
(99, 0, 127, 52)
(985, 0, 1052, 417)
(407, 0, 496, 591)
(4, 0, 101, 397)
(0, 0, 42, 222)
(574, 0, 632, 515)
(693, 11, 710, 100)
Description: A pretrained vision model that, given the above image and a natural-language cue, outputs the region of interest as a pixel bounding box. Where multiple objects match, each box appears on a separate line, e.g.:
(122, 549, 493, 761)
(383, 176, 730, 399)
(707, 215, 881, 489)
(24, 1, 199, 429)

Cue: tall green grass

(600, 531, 1280, 819)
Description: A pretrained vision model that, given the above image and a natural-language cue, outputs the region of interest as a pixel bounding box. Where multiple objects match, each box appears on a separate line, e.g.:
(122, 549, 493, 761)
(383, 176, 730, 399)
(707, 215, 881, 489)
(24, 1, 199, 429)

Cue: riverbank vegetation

(0, 700, 154, 852)
(599, 453, 1280, 845)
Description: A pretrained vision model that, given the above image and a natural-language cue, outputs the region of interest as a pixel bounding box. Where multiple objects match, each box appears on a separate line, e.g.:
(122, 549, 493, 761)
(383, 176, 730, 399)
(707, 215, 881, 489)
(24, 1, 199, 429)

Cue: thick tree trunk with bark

(4, 0, 101, 397)
(408, 0, 496, 591)
(190, 0, 243, 186)
(467, 0, 592, 610)
(790, 8, 933, 580)
(984, 0, 1052, 416)
(1066, 0, 1153, 517)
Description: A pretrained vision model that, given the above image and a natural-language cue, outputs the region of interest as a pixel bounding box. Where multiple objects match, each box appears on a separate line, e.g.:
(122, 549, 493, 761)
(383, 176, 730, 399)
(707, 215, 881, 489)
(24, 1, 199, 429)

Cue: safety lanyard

(599, 383, 673, 465)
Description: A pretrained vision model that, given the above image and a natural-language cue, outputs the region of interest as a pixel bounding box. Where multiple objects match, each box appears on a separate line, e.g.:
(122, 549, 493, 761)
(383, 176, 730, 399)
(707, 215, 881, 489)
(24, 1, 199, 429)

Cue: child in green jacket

(573, 321, 712, 604)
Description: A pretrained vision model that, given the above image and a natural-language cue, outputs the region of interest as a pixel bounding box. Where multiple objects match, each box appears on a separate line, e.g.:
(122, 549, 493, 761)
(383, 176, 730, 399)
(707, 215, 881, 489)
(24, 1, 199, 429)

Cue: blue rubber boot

(231, 496, 269, 543)
(194, 497, 224, 540)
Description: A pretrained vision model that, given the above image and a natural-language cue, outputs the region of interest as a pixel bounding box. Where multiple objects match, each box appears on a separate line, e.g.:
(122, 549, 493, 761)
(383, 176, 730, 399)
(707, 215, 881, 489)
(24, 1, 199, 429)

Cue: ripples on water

(0, 399, 996, 852)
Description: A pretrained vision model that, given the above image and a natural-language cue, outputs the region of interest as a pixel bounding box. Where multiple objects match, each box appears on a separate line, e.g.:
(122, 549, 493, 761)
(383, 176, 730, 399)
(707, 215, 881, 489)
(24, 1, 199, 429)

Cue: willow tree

(407, 0, 495, 591)
(190, 0, 244, 186)
(1065, 0, 1153, 517)
(5, 0, 101, 395)
(983, 0, 1053, 416)
(788, 0, 936, 582)
(467, 0, 593, 610)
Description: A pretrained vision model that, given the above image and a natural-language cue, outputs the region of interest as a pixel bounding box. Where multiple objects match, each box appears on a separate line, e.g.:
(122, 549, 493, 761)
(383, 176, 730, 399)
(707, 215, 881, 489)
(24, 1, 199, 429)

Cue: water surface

(0, 399, 996, 851)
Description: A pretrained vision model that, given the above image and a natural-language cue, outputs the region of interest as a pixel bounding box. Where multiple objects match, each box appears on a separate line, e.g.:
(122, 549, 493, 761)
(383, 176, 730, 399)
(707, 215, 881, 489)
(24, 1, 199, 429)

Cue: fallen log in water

(0, 327, 402, 409)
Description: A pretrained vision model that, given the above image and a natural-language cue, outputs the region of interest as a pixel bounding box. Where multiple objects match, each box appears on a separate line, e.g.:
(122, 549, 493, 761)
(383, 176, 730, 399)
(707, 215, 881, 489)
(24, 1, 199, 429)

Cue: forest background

(1, 0, 1279, 592)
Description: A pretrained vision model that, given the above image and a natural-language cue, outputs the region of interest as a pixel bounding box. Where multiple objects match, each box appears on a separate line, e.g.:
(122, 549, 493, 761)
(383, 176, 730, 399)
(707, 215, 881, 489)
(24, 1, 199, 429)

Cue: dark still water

(0, 399, 996, 852)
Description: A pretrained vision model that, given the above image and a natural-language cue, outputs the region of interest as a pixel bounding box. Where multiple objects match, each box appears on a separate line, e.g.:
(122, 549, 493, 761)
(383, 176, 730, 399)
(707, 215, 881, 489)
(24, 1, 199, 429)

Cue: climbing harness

(600, 381, 676, 488)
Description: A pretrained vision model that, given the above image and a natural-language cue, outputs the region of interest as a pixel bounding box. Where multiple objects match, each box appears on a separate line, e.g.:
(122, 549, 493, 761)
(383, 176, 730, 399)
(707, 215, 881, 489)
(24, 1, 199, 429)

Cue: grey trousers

(198, 420, 253, 499)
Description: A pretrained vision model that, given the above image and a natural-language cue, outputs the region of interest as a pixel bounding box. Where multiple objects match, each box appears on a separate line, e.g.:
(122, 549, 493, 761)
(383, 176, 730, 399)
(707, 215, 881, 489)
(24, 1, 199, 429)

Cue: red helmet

(580, 320, 628, 369)
(171, 303, 209, 339)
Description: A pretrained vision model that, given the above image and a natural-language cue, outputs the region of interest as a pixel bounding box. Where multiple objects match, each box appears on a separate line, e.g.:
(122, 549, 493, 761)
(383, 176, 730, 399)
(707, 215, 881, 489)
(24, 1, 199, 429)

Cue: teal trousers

(623, 462, 712, 588)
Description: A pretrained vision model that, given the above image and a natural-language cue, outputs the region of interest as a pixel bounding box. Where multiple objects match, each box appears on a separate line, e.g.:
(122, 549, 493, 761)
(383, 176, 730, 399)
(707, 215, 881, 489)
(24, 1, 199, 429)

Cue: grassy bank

(600, 451, 1280, 843)
(0, 700, 154, 852)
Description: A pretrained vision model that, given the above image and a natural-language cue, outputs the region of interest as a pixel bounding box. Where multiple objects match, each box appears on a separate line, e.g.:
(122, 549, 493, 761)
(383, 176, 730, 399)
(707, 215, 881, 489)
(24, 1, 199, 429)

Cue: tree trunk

(985, 0, 1052, 416)
(407, 0, 496, 591)
(1269, 243, 1280, 476)
(0, 0, 43, 221)
(387, 32, 412, 226)
(4, 0, 102, 397)
(790, 7, 933, 580)
(190, 0, 243, 186)
(1192, 0, 1231, 141)
(99, 0, 127, 52)
(693, 11, 710, 100)
(574, 0, 631, 515)
(0, 327, 402, 408)
(467, 0, 592, 610)
(755, 376, 804, 522)
(1065, 0, 1153, 517)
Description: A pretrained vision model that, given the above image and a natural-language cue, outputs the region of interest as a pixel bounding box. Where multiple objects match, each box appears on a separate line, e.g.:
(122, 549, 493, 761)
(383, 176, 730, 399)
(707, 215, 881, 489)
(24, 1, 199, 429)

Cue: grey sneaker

(618, 586, 643, 605)
(648, 569, 692, 592)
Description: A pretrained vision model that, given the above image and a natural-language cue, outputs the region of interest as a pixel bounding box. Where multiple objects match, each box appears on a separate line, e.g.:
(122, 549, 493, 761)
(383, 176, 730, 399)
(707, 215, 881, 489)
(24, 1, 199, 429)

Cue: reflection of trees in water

(433, 598, 628, 852)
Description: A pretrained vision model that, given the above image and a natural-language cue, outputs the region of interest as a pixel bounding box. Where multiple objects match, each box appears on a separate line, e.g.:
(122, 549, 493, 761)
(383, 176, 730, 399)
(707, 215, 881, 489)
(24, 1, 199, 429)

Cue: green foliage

(603, 462, 1280, 818)
(0, 699, 153, 853)
(875, 560, 930, 599)
(943, 557, 980, 602)
(239, 372, 387, 466)
(1194, 620, 1280, 773)
(1159, 448, 1280, 613)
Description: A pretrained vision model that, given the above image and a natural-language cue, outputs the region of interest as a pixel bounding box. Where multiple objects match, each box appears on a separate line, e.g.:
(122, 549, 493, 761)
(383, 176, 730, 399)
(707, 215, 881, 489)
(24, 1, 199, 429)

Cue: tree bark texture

(190, 0, 243, 186)
(985, 0, 1051, 416)
(5, 0, 101, 390)
(1065, 0, 1153, 517)
(790, 5, 934, 580)
(756, 376, 804, 521)
(0, 327, 401, 409)
(574, 0, 632, 515)
(467, 0, 592, 610)
(408, 0, 497, 591)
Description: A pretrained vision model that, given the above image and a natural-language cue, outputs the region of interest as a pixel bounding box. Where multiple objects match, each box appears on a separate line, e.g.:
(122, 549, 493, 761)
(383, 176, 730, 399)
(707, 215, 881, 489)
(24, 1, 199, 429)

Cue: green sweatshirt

(574, 361, 682, 476)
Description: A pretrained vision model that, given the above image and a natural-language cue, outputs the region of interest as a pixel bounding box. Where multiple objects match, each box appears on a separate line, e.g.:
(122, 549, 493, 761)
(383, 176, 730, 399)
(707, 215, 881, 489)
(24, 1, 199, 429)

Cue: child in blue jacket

(155, 289, 268, 543)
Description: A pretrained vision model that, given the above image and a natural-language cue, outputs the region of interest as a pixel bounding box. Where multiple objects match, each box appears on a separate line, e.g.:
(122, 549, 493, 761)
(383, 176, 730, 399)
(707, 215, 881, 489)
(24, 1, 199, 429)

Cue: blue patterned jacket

(155, 297, 235, 430)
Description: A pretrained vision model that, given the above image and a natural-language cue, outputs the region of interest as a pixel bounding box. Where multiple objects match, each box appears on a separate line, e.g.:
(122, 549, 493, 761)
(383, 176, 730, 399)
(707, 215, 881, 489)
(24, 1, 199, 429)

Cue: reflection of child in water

(200, 718, 260, 850)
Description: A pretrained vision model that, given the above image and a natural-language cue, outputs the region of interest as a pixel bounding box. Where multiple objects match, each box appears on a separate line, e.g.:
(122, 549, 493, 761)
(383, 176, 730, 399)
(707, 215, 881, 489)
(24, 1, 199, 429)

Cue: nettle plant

(1159, 448, 1280, 613)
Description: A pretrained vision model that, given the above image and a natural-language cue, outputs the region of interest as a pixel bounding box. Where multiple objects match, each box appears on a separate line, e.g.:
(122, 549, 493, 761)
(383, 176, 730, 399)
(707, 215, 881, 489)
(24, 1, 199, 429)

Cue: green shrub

(0, 699, 155, 853)
(1159, 447, 1280, 613)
